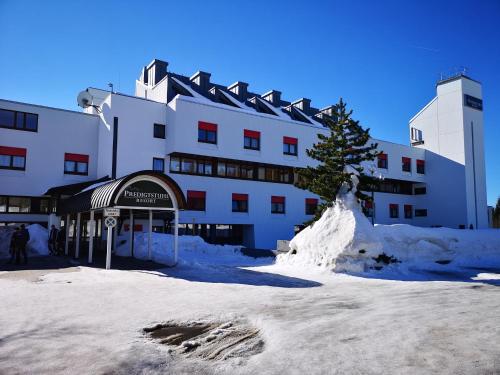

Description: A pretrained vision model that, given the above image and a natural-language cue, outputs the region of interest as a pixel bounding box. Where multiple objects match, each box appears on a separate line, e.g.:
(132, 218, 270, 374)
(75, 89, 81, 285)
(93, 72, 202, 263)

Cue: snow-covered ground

(1, 260, 500, 374)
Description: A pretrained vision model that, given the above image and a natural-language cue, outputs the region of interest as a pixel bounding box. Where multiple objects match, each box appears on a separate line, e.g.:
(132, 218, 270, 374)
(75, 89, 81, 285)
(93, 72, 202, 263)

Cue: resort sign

(116, 180, 173, 208)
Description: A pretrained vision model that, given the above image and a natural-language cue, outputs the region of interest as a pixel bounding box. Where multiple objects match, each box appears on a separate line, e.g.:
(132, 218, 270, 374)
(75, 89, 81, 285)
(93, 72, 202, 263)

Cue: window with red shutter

(0, 146, 27, 170)
(305, 198, 318, 215)
(416, 159, 425, 174)
(404, 204, 413, 219)
(377, 153, 388, 169)
(402, 157, 411, 172)
(389, 203, 399, 218)
(283, 137, 298, 156)
(271, 196, 286, 213)
(64, 153, 89, 175)
(232, 193, 249, 212)
(198, 121, 217, 144)
(187, 190, 206, 211)
(244, 129, 260, 150)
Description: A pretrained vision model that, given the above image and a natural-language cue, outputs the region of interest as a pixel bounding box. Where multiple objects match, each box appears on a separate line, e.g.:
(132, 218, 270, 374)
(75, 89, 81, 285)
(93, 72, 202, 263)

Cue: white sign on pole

(104, 208, 120, 217)
(104, 216, 117, 228)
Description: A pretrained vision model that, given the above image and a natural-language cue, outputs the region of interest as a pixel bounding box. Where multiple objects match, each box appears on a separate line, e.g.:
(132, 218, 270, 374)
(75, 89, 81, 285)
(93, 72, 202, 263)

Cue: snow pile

(116, 232, 264, 267)
(0, 224, 49, 258)
(278, 191, 383, 273)
(375, 224, 500, 270)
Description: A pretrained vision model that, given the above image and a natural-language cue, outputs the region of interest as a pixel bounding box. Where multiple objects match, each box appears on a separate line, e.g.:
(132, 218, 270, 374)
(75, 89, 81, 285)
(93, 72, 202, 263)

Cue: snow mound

(116, 232, 267, 267)
(0, 224, 49, 258)
(278, 192, 383, 273)
(375, 224, 500, 270)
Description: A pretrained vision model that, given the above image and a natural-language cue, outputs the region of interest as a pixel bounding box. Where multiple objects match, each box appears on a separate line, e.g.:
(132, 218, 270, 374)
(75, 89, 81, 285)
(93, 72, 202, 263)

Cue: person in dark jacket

(7, 227, 19, 264)
(16, 224, 30, 265)
(56, 227, 66, 255)
(48, 225, 58, 255)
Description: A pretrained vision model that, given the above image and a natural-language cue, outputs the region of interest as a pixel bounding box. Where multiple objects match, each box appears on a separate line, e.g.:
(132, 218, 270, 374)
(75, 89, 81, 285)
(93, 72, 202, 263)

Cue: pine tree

(295, 98, 379, 222)
(494, 197, 500, 228)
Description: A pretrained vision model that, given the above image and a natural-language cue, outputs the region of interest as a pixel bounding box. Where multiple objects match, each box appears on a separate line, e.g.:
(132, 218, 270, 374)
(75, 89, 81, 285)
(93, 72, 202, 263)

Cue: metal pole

(75, 212, 81, 258)
(106, 225, 112, 270)
(65, 214, 70, 255)
(129, 210, 134, 257)
(148, 210, 153, 260)
(88, 210, 95, 264)
(371, 190, 375, 226)
(174, 209, 179, 265)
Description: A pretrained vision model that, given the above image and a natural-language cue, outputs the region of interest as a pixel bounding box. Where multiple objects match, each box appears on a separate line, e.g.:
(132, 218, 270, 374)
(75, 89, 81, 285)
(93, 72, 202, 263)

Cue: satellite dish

(77, 90, 94, 108)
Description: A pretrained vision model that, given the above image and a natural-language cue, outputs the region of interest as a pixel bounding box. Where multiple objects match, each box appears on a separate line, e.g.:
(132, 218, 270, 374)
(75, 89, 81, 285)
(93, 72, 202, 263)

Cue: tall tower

(409, 74, 488, 228)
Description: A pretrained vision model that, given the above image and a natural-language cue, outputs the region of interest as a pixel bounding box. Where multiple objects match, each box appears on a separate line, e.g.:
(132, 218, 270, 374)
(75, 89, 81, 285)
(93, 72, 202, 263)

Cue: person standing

(48, 225, 58, 255)
(7, 227, 19, 264)
(16, 224, 30, 265)
(56, 227, 65, 255)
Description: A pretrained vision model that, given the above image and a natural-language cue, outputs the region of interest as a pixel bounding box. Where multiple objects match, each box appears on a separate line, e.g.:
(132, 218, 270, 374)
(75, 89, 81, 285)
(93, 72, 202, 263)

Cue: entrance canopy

(58, 170, 186, 215)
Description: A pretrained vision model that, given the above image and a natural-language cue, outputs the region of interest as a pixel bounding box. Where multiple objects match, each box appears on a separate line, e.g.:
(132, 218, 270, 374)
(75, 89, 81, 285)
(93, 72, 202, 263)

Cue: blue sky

(1, 0, 499, 205)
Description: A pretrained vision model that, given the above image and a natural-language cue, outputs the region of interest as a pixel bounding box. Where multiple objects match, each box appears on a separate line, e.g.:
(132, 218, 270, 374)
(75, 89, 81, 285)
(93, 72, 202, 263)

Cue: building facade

(0, 59, 489, 249)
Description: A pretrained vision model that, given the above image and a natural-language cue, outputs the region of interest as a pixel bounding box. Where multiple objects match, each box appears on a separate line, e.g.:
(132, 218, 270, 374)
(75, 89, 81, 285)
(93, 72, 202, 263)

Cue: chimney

(292, 98, 311, 114)
(227, 81, 248, 102)
(144, 59, 168, 86)
(261, 90, 282, 106)
(190, 71, 211, 92)
(320, 105, 335, 117)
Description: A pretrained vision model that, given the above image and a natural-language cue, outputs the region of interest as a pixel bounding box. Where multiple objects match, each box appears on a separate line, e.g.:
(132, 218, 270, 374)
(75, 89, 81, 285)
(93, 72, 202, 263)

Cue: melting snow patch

(144, 319, 264, 362)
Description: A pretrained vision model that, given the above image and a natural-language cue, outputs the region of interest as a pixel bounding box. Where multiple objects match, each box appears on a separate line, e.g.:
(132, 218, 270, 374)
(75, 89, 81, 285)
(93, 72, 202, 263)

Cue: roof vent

(261, 90, 282, 106)
(292, 98, 311, 114)
(143, 59, 168, 86)
(227, 81, 248, 102)
(190, 71, 211, 91)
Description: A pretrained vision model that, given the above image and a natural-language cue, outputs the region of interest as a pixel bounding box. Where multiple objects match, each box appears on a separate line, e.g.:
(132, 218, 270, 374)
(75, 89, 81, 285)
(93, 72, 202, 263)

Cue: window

(402, 157, 411, 172)
(232, 193, 248, 212)
(404, 204, 413, 219)
(64, 153, 88, 175)
(414, 186, 427, 195)
(389, 204, 399, 218)
(154, 123, 166, 139)
(187, 190, 206, 211)
(415, 209, 428, 217)
(198, 121, 217, 144)
(416, 159, 425, 174)
(0, 146, 26, 170)
(0, 197, 7, 212)
(169, 153, 295, 184)
(7, 197, 30, 213)
(271, 196, 285, 214)
(283, 136, 298, 156)
(363, 200, 373, 217)
(411, 127, 423, 143)
(153, 157, 165, 172)
(244, 129, 260, 150)
(305, 198, 318, 215)
(377, 153, 388, 169)
(0, 108, 38, 131)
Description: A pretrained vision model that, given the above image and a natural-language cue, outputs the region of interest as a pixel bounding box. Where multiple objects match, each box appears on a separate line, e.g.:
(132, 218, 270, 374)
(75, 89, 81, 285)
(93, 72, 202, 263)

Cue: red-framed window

(64, 153, 89, 175)
(244, 129, 260, 150)
(363, 200, 374, 217)
(404, 204, 413, 219)
(0, 146, 26, 171)
(389, 203, 399, 218)
(232, 193, 248, 212)
(416, 159, 425, 174)
(187, 190, 206, 211)
(377, 153, 388, 169)
(283, 136, 298, 156)
(402, 157, 411, 172)
(198, 121, 217, 144)
(271, 195, 286, 214)
(305, 198, 318, 215)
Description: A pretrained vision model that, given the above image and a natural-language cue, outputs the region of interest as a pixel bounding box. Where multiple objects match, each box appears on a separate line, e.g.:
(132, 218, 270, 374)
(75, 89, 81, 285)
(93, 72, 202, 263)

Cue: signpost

(105, 215, 117, 270)
(104, 208, 120, 217)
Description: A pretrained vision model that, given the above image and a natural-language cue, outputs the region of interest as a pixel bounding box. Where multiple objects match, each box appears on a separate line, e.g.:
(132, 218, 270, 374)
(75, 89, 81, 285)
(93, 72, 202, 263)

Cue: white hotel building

(0, 59, 489, 250)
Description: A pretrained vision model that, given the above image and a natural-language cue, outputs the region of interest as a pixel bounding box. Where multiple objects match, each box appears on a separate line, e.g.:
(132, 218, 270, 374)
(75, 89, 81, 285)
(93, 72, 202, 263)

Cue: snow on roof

(170, 76, 212, 104)
(253, 97, 290, 119)
(293, 107, 324, 128)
